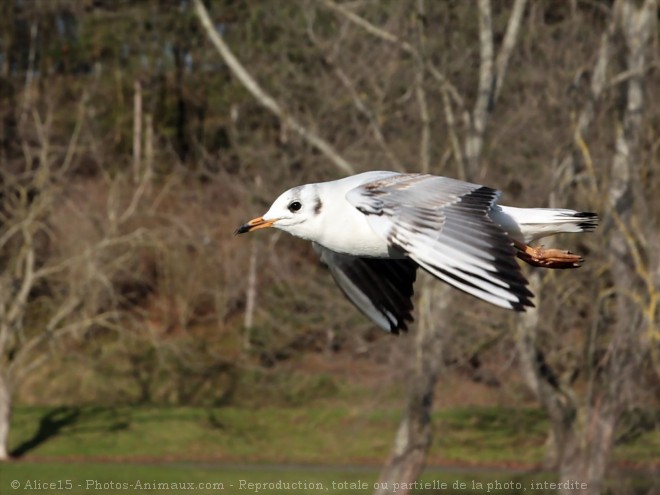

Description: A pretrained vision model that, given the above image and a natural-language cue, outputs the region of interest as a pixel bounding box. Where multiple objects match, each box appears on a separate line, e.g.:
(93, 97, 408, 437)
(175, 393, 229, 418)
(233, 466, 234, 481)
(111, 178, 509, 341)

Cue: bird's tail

(495, 206, 599, 243)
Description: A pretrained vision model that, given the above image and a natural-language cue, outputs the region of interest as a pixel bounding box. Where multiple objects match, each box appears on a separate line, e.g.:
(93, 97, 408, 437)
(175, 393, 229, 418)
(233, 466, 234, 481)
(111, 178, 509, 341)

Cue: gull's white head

(235, 184, 325, 240)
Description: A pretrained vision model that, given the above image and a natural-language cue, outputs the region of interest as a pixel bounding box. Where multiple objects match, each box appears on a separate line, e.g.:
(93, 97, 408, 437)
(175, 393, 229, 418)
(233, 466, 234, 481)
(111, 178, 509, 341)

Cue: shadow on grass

(11, 406, 82, 458)
(10, 406, 131, 458)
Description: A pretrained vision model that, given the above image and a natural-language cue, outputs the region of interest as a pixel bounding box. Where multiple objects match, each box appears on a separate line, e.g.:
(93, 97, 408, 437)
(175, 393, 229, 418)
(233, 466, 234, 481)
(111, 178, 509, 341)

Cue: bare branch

(19, 21, 38, 125)
(320, 0, 465, 109)
(475, 0, 495, 129)
(466, 0, 527, 180)
(61, 90, 89, 175)
(464, 0, 495, 180)
(305, 16, 404, 171)
(414, 0, 431, 173)
(320, 0, 415, 54)
(193, 0, 355, 175)
(133, 80, 142, 180)
(33, 228, 147, 281)
(575, 7, 618, 137)
(493, 0, 527, 102)
(331, 62, 405, 172)
(10, 311, 119, 385)
(5, 227, 35, 327)
(441, 86, 466, 180)
(550, 0, 619, 206)
(607, 63, 658, 88)
(120, 160, 153, 223)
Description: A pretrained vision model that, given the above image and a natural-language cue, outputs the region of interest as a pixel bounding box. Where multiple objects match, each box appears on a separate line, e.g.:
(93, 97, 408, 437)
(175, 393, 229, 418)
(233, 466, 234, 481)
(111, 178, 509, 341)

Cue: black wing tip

(511, 297, 536, 312)
(389, 315, 414, 335)
(574, 211, 599, 232)
(508, 263, 536, 311)
(500, 276, 535, 312)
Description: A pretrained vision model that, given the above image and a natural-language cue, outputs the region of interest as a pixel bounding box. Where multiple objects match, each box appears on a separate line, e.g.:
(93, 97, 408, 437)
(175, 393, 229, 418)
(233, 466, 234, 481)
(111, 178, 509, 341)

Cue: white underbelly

(319, 227, 393, 257)
(317, 209, 394, 258)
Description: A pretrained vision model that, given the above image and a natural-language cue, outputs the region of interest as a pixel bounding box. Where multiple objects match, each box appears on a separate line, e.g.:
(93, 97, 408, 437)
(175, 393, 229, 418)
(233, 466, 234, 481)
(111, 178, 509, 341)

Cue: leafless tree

(0, 98, 152, 459)
(194, 0, 355, 177)
(515, 1, 657, 493)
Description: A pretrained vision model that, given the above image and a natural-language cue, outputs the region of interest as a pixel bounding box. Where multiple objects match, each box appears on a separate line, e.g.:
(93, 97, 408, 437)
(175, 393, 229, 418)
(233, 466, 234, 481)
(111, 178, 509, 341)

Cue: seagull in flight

(236, 172, 598, 333)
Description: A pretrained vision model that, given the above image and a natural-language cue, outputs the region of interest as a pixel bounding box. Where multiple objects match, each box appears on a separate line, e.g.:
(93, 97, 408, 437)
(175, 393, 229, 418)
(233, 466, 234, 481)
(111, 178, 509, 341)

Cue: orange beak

(234, 216, 277, 235)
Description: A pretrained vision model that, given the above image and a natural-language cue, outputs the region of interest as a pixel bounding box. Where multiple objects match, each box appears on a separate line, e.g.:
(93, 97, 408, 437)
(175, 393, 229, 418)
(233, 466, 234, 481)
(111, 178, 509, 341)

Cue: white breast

(314, 178, 394, 258)
(317, 201, 392, 257)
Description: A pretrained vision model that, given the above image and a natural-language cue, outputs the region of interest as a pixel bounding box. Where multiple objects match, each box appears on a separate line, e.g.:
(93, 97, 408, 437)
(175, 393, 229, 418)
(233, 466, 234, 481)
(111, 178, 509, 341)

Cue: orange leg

(512, 240, 584, 269)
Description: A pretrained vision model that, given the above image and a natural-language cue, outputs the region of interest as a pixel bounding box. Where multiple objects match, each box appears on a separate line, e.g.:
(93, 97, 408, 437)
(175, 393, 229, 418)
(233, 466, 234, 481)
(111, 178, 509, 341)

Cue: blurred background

(0, 1, 658, 494)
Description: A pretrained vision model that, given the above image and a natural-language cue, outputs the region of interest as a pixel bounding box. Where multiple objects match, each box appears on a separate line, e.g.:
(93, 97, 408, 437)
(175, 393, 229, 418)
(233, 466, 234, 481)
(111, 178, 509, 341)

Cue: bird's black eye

(288, 201, 302, 213)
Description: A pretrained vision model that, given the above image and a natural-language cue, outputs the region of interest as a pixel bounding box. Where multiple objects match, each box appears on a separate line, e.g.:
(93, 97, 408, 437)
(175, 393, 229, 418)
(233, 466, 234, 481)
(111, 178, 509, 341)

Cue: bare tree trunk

(514, 3, 613, 482)
(517, 274, 616, 495)
(374, 278, 448, 495)
(559, 407, 616, 495)
(563, 2, 655, 492)
(516, 2, 656, 494)
(376, 3, 526, 491)
(243, 241, 258, 350)
(133, 80, 142, 180)
(0, 372, 11, 460)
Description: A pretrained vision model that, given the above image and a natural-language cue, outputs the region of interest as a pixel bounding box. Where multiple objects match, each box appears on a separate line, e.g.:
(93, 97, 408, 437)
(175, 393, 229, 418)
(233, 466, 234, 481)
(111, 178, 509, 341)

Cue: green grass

(7, 405, 548, 465)
(430, 407, 548, 465)
(3, 405, 658, 494)
(7, 405, 659, 468)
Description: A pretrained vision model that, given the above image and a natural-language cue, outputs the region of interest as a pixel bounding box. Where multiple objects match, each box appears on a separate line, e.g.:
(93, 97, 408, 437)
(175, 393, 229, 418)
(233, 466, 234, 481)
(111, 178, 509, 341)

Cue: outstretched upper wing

(346, 174, 533, 311)
(313, 243, 417, 333)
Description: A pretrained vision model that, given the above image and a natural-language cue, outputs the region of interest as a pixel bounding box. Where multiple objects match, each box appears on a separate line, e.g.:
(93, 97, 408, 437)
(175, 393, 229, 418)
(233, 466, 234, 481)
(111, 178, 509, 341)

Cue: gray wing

(346, 174, 533, 311)
(313, 243, 417, 333)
